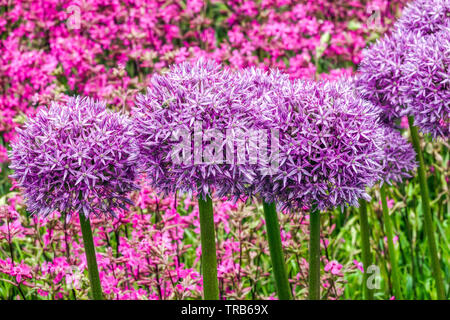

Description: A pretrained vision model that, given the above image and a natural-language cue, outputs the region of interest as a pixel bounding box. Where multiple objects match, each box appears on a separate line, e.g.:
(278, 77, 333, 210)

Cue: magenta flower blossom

(353, 260, 364, 273)
(400, 30, 450, 138)
(324, 260, 343, 275)
(9, 96, 139, 218)
(253, 77, 384, 211)
(379, 126, 417, 185)
(133, 59, 259, 199)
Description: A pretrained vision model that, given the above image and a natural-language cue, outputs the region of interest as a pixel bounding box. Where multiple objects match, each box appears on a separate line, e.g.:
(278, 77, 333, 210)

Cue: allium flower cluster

(400, 30, 450, 138)
(253, 77, 385, 210)
(355, 31, 415, 123)
(357, 0, 450, 138)
(133, 59, 259, 199)
(379, 125, 417, 185)
(394, 0, 450, 35)
(9, 97, 139, 218)
(231, 67, 292, 197)
(238, 67, 292, 102)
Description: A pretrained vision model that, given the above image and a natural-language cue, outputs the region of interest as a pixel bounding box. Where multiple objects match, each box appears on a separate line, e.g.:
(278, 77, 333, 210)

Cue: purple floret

(9, 96, 140, 218)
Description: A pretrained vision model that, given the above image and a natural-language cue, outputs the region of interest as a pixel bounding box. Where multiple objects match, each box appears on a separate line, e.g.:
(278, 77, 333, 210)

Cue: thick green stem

(358, 199, 374, 300)
(408, 117, 446, 299)
(198, 195, 219, 300)
(262, 201, 292, 300)
(79, 212, 103, 300)
(380, 184, 403, 300)
(308, 205, 321, 300)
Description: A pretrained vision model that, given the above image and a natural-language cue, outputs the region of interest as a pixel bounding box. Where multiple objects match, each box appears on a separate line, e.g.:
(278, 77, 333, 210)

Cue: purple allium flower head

(379, 125, 417, 185)
(357, 0, 450, 135)
(133, 59, 259, 199)
(9, 96, 139, 218)
(234, 67, 294, 197)
(355, 31, 417, 123)
(253, 77, 385, 211)
(400, 30, 450, 138)
(235, 66, 293, 133)
(395, 0, 450, 35)
(238, 66, 291, 102)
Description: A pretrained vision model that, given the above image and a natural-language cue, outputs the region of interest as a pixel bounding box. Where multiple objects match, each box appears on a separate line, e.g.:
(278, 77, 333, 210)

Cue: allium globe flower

(133, 59, 259, 199)
(379, 125, 417, 185)
(400, 30, 450, 138)
(253, 78, 385, 211)
(9, 96, 139, 218)
(395, 0, 450, 35)
(357, 0, 450, 133)
(355, 31, 416, 123)
(238, 66, 292, 102)
(231, 67, 293, 196)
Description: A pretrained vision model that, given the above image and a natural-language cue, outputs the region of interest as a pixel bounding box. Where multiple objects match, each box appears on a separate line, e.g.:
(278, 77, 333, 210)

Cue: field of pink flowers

(0, 0, 448, 301)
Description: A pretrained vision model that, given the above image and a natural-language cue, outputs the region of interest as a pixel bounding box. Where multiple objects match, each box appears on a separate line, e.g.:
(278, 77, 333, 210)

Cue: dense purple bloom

(237, 67, 291, 102)
(133, 59, 260, 199)
(400, 30, 450, 138)
(9, 96, 139, 218)
(252, 77, 385, 211)
(379, 125, 417, 185)
(355, 31, 416, 123)
(357, 0, 450, 136)
(395, 0, 450, 35)
(231, 67, 293, 198)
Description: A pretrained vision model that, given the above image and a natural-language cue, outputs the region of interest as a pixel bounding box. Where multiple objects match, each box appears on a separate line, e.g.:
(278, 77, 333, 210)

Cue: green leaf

(320, 31, 331, 45)
(348, 20, 362, 31)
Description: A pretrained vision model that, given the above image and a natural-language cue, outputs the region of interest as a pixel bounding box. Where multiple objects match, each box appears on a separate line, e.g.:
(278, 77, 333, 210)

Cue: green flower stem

(198, 195, 219, 300)
(408, 117, 446, 299)
(262, 201, 292, 300)
(358, 199, 374, 300)
(380, 184, 403, 300)
(78, 212, 103, 300)
(308, 205, 321, 300)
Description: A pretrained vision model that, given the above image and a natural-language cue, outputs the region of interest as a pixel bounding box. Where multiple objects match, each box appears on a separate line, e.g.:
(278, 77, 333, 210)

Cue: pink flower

(384, 235, 399, 246)
(353, 260, 364, 273)
(37, 289, 49, 297)
(379, 198, 394, 209)
(324, 260, 343, 275)
(0, 145, 9, 163)
(400, 116, 409, 129)
(186, 0, 204, 13)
